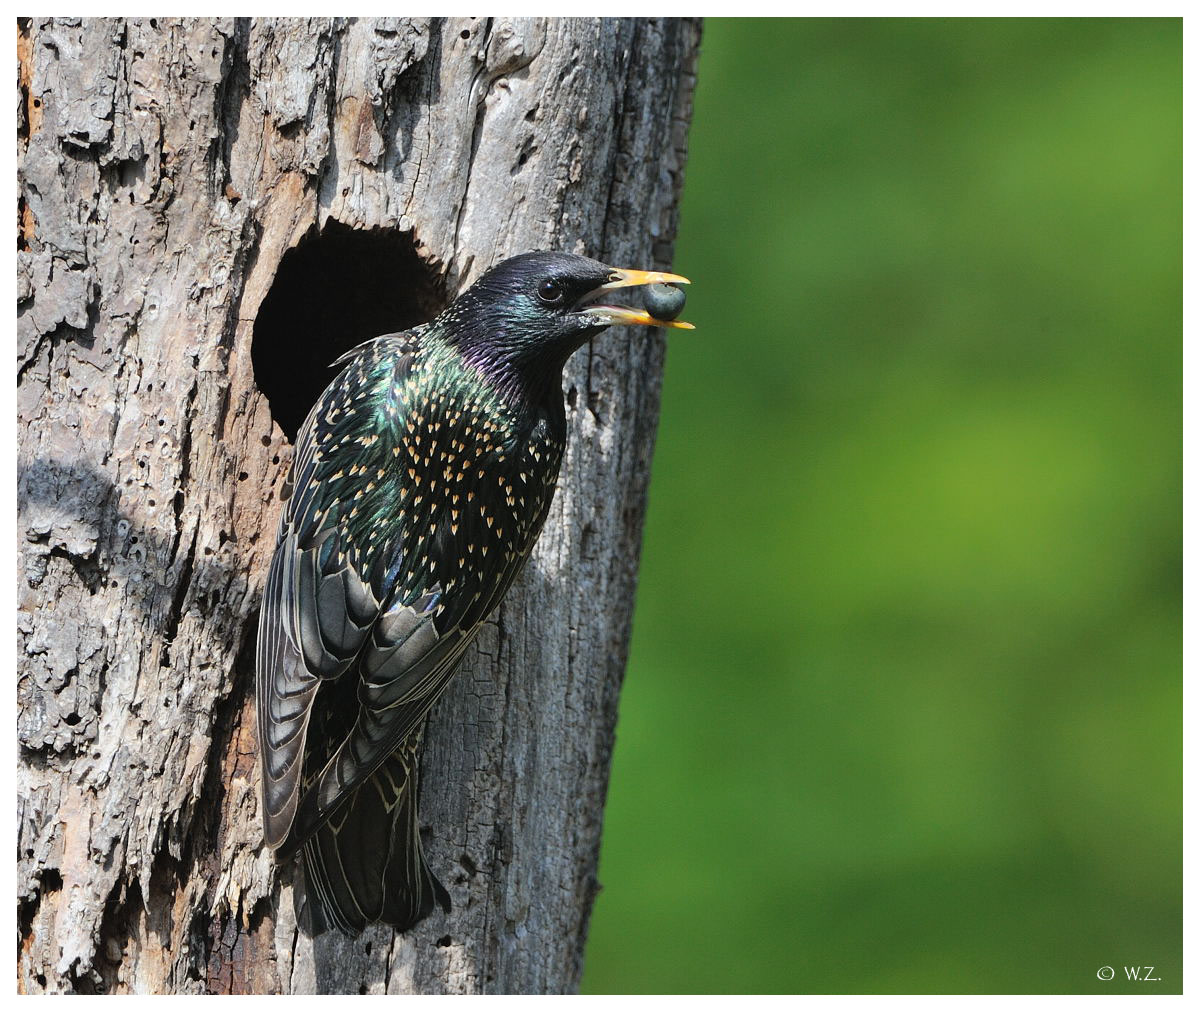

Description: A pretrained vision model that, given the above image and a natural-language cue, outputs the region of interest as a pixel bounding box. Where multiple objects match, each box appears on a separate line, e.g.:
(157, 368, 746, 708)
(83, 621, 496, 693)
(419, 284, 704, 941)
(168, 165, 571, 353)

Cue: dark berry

(644, 283, 686, 321)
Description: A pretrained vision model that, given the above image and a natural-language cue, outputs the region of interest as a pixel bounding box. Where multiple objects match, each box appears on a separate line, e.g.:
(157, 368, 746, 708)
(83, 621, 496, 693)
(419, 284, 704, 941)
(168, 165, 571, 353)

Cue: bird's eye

(537, 279, 565, 305)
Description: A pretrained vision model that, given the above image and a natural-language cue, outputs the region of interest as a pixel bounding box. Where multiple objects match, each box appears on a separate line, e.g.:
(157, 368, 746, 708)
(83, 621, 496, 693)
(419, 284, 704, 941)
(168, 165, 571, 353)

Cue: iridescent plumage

(255, 251, 691, 934)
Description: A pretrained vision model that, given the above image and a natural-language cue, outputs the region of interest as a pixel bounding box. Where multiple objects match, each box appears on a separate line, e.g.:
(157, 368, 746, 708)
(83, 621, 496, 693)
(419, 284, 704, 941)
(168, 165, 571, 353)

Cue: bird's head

(435, 251, 692, 398)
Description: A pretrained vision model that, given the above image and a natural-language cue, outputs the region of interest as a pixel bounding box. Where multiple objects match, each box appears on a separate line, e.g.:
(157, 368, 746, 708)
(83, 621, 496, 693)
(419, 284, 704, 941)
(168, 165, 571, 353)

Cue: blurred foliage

(582, 18, 1180, 995)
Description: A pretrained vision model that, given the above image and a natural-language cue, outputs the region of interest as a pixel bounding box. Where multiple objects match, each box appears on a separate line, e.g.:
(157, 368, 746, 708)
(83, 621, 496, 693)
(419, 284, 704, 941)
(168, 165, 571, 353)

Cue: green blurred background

(581, 18, 1180, 995)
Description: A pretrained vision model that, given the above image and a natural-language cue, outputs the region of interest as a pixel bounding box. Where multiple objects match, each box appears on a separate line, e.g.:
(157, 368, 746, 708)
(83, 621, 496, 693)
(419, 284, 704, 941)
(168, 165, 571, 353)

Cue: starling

(256, 250, 692, 935)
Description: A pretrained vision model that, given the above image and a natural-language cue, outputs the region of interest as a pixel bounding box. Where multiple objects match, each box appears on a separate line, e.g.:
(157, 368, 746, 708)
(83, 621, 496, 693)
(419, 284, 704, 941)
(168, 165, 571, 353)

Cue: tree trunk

(16, 16, 699, 994)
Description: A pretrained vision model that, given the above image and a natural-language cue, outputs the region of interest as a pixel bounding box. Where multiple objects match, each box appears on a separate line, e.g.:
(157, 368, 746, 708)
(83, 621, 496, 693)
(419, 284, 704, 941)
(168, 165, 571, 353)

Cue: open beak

(580, 268, 695, 330)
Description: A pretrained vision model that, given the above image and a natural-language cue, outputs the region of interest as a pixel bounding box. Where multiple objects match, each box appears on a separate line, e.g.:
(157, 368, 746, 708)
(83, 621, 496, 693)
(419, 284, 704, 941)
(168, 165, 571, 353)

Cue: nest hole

(252, 221, 444, 442)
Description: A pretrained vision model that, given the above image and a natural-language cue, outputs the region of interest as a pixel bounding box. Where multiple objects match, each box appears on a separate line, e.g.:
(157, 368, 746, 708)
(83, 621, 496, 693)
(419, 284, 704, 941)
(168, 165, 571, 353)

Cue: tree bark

(16, 16, 699, 994)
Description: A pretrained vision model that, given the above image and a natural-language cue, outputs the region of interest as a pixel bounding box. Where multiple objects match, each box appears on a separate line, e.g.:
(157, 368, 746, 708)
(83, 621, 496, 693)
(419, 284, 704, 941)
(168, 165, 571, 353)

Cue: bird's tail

(294, 740, 450, 936)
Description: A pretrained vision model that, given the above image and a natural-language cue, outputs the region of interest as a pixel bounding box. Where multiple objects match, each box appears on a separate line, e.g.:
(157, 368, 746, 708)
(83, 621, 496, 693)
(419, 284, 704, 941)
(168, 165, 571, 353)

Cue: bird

(255, 250, 692, 935)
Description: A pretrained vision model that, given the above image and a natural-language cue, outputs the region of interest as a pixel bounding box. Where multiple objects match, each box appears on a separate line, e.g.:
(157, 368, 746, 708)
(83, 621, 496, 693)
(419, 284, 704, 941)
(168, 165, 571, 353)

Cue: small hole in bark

(32, 98, 40, 109)
(358, 985, 368, 995)
(150, 18, 157, 28)
(63, 712, 81, 726)
(437, 935, 452, 947)
(238, 471, 248, 481)
(252, 220, 445, 442)
(460, 29, 470, 39)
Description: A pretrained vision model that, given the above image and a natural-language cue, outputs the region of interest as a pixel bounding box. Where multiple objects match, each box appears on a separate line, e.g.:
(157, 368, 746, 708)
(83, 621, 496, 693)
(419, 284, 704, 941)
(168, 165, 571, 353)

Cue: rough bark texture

(16, 16, 699, 994)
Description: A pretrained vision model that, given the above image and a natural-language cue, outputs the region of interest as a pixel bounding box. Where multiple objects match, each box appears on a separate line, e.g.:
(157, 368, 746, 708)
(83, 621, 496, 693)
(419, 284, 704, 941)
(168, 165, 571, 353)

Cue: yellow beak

(581, 268, 695, 330)
(598, 268, 692, 291)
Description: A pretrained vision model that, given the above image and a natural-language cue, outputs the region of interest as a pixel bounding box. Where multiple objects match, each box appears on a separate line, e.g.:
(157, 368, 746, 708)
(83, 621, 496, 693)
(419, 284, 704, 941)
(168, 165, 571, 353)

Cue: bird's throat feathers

(428, 286, 594, 410)
(407, 335, 567, 455)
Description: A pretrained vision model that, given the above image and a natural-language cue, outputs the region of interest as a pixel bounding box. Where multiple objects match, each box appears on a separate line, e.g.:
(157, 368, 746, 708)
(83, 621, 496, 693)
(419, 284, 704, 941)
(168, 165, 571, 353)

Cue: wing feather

(257, 333, 416, 848)
(260, 328, 484, 855)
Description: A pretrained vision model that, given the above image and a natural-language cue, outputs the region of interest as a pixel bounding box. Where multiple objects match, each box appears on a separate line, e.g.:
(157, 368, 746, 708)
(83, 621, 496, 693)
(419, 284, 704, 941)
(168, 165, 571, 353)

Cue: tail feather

(295, 744, 450, 936)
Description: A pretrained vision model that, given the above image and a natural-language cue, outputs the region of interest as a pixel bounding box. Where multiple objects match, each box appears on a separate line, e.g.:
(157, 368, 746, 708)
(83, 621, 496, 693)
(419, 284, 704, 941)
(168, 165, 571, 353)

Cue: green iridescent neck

(422, 319, 567, 413)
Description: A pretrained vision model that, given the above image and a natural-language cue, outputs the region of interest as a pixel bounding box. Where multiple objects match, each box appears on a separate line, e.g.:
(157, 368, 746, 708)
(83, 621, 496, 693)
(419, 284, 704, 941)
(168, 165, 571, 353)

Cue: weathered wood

(16, 16, 699, 994)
